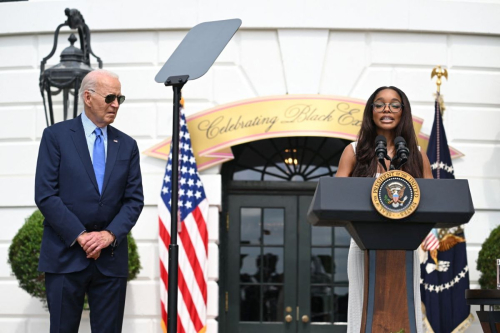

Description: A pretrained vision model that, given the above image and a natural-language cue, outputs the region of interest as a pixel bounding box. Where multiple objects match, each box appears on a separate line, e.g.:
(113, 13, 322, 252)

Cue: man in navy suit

(35, 69, 144, 332)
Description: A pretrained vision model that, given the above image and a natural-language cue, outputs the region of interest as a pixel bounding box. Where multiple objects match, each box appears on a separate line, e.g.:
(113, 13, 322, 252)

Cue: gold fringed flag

(420, 94, 473, 332)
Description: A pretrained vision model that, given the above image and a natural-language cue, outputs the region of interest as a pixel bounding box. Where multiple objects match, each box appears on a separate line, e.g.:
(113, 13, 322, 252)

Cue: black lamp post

(39, 8, 102, 126)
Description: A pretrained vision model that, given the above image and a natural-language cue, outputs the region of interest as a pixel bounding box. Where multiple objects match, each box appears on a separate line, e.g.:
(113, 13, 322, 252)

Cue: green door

(225, 194, 349, 333)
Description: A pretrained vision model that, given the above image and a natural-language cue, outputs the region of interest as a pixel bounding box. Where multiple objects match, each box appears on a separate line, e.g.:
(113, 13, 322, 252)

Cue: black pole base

(167, 244, 179, 333)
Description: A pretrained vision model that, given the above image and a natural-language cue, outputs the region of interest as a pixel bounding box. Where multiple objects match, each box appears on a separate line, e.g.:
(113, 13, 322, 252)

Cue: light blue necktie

(93, 128, 105, 194)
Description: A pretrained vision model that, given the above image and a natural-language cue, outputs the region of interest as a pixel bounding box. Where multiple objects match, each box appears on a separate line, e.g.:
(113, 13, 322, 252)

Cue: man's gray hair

(79, 69, 119, 103)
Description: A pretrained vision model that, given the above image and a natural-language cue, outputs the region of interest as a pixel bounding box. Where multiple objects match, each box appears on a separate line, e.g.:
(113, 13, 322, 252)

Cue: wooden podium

(307, 177, 474, 333)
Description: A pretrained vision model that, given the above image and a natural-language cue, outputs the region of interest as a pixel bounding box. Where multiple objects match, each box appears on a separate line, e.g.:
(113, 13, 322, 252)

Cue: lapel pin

(113, 139, 118, 143)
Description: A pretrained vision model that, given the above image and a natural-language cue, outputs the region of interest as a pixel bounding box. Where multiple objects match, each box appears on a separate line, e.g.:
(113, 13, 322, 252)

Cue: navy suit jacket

(35, 115, 144, 277)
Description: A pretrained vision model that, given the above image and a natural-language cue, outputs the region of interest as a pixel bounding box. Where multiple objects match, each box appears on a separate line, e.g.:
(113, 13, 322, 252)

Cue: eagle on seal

(385, 182, 407, 207)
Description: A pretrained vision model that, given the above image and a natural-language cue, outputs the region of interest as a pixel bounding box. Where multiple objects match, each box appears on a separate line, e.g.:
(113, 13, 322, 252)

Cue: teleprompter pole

(155, 19, 241, 332)
(166, 75, 188, 333)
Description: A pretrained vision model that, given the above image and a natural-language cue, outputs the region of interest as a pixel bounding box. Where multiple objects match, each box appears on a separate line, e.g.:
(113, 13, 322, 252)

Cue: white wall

(0, 0, 499, 332)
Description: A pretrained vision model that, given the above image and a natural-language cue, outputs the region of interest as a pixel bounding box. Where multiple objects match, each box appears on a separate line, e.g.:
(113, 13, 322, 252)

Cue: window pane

(311, 285, 332, 323)
(312, 226, 332, 246)
(334, 287, 349, 323)
(262, 167, 287, 181)
(334, 227, 350, 246)
(229, 137, 349, 181)
(334, 248, 349, 283)
(233, 169, 262, 181)
(263, 285, 284, 322)
(263, 208, 284, 245)
(306, 166, 333, 180)
(240, 285, 261, 321)
(240, 247, 260, 283)
(241, 208, 261, 245)
(262, 247, 284, 283)
(311, 248, 332, 284)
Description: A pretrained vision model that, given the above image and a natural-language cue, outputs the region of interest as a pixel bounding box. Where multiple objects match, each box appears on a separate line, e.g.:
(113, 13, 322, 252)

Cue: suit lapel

(70, 116, 100, 195)
(101, 126, 120, 196)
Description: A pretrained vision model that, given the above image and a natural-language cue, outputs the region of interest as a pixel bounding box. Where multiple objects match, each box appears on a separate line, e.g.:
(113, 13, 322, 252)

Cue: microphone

(375, 135, 388, 171)
(394, 136, 409, 169)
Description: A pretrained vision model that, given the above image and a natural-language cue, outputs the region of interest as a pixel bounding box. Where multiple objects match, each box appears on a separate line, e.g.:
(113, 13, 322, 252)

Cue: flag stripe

(183, 202, 209, 263)
(159, 216, 171, 248)
(159, 227, 207, 323)
(159, 200, 207, 320)
(178, 225, 208, 302)
(160, 300, 167, 333)
(183, 201, 209, 278)
(176, 281, 191, 333)
(160, 251, 189, 333)
(192, 202, 209, 255)
(178, 265, 204, 331)
(159, 221, 170, 333)
(179, 207, 208, 301)
(423, 232, 439, 251)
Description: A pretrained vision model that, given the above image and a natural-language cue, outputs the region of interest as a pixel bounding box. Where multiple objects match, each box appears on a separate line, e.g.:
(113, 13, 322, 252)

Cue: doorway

(220, 137, 350, 333)
(225, 192, 349, 333)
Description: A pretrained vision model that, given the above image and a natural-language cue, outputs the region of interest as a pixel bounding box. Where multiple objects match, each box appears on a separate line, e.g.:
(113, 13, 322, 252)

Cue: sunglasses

(88, 89, 126, 105)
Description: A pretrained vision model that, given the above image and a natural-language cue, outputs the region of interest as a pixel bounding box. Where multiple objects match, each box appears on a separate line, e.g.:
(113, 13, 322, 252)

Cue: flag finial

(431, 65, 448, 94)
(431, 65, 448, 114)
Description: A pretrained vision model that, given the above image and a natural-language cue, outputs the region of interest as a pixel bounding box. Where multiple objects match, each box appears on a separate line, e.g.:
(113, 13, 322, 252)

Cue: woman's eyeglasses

(372, 102, 403, 113)
(88, 89, 126, 105)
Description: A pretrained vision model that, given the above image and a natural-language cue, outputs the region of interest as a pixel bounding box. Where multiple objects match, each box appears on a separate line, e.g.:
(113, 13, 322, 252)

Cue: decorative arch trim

(144, 94, 463, 171)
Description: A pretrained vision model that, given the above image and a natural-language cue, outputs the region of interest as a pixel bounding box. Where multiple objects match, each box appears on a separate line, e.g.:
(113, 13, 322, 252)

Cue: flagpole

(166, 76, 187, 333)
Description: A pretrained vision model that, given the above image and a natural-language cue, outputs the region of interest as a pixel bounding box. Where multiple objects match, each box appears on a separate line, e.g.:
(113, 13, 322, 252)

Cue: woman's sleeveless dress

(346, 142, 423, 333)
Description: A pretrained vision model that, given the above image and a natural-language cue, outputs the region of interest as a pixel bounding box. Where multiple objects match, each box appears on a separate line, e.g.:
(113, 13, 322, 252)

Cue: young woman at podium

(336, 86, 433, 333)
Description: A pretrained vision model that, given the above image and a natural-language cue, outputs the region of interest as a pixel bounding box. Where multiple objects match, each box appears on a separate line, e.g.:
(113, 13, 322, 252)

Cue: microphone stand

(392, 150, 409, 170)
(377, 153, 391, 172)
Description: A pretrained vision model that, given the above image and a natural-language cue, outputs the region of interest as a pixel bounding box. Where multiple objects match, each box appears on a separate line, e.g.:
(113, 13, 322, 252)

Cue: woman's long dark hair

(351, 86, 423, 178)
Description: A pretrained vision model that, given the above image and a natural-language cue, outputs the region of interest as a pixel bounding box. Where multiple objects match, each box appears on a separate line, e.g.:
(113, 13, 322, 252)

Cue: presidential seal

(371, 170, 420, 219)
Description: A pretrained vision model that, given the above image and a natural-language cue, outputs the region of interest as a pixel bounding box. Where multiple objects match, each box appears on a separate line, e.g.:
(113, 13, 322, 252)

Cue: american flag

(159, 106, 209, 333)
(422, 229, 440, 251)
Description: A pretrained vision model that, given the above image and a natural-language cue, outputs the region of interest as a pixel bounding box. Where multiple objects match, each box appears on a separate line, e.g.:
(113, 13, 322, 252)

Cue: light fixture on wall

(39, 8, 102, 126)
(284, 148, 298, 165)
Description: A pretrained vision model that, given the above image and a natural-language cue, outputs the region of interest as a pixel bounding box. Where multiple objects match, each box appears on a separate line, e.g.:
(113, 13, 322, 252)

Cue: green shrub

(477, 224, 500, 289)
(127, 229, 141, 282)
(8, 210, 141, 307)
(8, 210, 46, 301)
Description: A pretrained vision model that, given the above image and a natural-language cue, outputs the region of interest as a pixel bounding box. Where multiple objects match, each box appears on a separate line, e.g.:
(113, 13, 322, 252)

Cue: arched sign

(144, 95, 463, 171)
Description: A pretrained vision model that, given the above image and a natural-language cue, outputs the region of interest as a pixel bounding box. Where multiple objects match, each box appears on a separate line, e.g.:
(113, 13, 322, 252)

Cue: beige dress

(346, 142, 423, 333)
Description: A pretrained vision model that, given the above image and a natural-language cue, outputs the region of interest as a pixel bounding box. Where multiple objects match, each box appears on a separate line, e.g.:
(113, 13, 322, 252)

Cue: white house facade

(0, 0, 499, 332)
